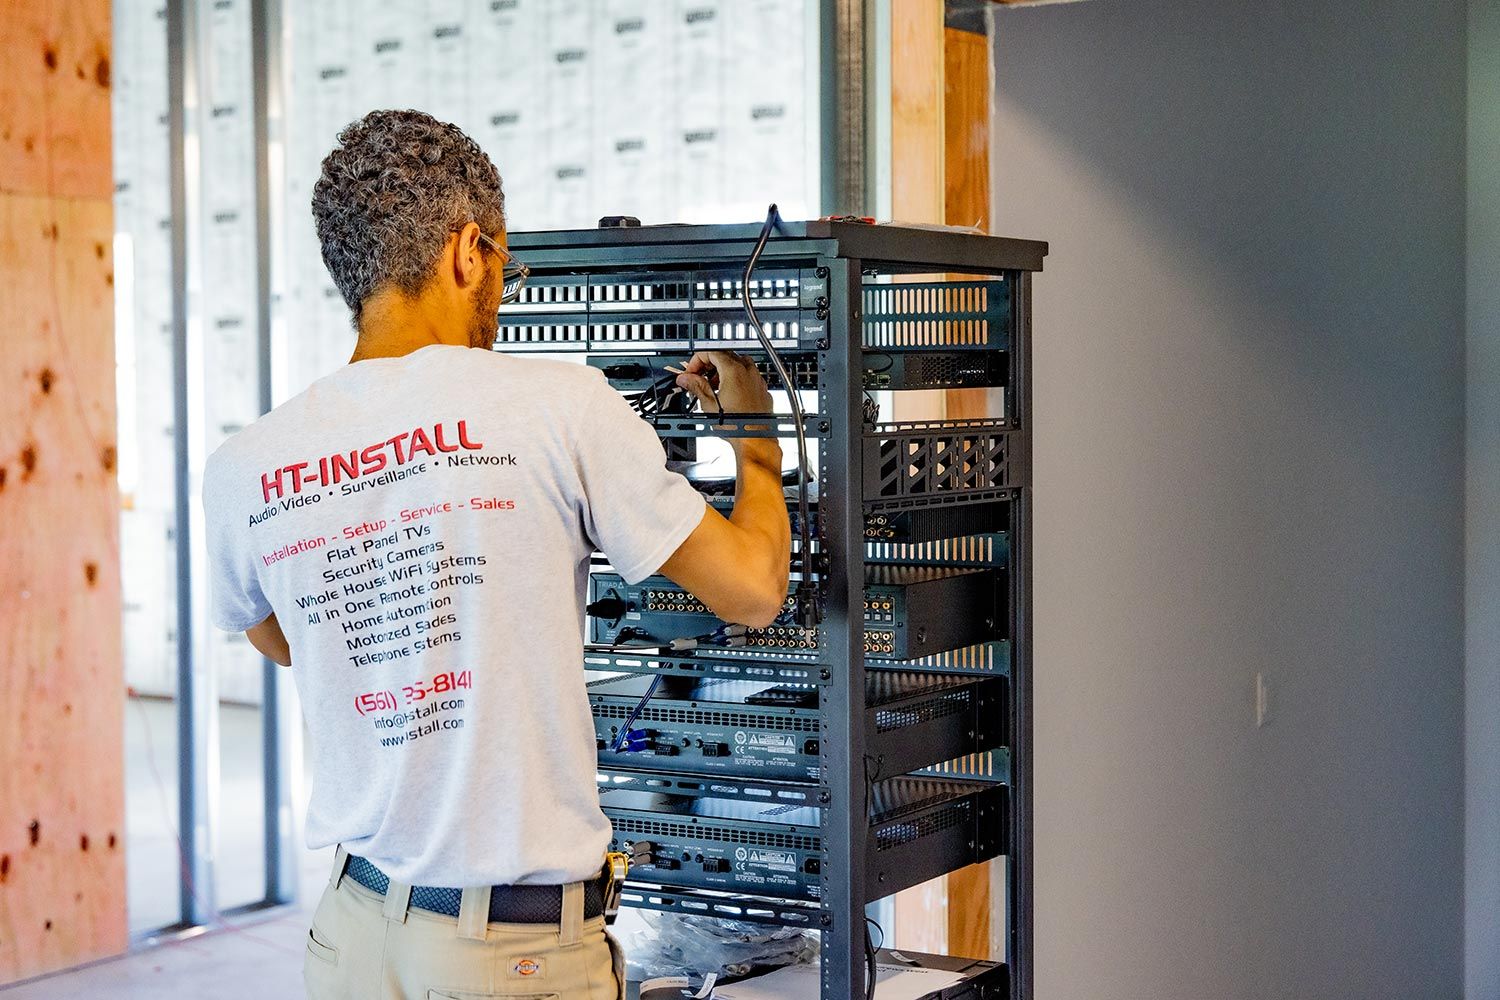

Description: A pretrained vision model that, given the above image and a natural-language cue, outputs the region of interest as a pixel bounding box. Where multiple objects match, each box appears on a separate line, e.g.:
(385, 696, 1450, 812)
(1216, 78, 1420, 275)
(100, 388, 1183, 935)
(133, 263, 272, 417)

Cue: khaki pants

(304, 850, 624, 1000)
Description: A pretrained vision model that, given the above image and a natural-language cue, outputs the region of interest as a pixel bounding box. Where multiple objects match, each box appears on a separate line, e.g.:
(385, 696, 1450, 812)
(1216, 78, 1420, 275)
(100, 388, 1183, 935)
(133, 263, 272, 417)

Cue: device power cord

(742, 204, 818, 627)
(865, 917, 885, 1000)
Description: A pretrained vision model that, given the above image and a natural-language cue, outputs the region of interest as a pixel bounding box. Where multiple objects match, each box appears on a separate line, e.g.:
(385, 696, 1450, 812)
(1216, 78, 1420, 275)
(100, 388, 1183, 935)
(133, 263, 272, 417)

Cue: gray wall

(1468, 1, 1500, 995)
(989, 2, 1468, 997)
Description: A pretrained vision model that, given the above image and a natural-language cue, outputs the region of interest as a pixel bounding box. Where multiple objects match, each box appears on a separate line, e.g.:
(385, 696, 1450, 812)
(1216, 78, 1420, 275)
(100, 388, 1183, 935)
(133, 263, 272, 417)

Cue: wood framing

(0, 0, 126, 983)
(888, 0, 1004, 960)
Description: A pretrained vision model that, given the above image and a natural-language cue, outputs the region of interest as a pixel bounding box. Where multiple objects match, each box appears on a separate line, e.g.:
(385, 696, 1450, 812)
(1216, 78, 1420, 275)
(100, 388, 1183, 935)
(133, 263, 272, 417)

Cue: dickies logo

(513, 958, 543, 977)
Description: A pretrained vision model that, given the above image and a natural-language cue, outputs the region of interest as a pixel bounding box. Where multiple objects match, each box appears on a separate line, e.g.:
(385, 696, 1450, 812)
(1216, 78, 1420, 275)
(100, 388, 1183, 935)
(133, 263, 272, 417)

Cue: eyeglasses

(467, 228, 530, 304)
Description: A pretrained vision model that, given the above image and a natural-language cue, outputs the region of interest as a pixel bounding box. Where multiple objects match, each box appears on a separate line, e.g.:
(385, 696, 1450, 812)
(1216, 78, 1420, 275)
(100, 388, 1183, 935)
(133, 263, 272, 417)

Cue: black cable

(864, 919, 878, 1000)
(742, 204, 818, 626)
(610, 673, 662, 751)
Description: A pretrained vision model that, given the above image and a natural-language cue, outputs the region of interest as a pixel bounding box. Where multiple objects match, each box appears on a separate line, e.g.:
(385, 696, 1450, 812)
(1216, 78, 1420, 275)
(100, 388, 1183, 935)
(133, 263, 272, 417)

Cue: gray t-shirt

(203, 344, 705, 887)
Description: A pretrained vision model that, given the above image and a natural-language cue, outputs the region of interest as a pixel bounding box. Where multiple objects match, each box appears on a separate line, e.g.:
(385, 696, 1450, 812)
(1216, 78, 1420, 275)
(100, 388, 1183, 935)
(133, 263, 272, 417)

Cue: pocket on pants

(305, 926, 339, 965)
(605, 931, 627, 1000)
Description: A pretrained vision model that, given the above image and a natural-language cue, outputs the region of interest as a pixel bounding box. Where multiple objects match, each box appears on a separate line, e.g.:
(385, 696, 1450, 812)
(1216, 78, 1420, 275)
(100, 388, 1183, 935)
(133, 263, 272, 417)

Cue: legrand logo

(615, 18, 644, 33)
(685, 8, 716, 24)
(616, 139, 645, 153)
(751, 105, 786, 120)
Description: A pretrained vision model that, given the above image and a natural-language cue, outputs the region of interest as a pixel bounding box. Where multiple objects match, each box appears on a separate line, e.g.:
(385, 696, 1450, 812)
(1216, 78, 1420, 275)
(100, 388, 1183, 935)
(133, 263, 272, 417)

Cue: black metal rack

(498, 219, 1044, 1000)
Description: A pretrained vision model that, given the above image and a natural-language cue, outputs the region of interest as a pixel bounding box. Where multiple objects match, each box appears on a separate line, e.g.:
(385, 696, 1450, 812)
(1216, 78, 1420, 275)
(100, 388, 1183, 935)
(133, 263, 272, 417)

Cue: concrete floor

(2, 909, 314, 998)
(0, 699, 334, 998)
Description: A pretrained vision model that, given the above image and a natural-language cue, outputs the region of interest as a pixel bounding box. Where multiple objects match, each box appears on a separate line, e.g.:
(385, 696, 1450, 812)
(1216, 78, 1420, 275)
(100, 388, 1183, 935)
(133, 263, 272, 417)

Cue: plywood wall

(0, 0, 127, 983)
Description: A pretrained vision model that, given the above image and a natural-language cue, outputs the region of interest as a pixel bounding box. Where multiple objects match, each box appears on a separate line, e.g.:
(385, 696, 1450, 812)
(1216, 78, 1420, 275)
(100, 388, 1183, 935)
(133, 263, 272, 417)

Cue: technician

(202, 109, 791, 1000)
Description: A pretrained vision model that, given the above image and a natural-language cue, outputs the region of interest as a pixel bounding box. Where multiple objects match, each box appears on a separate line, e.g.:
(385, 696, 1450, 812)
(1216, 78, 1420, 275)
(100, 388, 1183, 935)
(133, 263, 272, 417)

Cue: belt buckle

(603, 851, 630, 925)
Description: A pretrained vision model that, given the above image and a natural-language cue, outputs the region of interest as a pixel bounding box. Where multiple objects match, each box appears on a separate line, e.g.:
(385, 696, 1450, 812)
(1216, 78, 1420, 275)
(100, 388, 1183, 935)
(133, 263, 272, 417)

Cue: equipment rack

(498, 219, 1044, 1000)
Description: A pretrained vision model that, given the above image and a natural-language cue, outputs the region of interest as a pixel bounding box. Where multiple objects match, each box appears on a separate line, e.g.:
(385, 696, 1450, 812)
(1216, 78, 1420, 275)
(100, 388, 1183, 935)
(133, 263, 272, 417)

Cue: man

(203, 109, 790, 1000)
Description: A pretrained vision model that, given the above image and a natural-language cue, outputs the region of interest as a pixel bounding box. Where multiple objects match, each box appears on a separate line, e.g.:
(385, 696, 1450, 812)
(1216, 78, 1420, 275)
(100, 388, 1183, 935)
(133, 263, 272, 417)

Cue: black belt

(343, 854, 608, 924)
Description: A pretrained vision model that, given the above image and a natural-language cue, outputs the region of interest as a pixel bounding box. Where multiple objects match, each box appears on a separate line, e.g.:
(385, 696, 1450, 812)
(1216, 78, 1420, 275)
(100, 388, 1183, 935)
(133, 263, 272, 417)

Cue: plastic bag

(612, 907, 818, 980)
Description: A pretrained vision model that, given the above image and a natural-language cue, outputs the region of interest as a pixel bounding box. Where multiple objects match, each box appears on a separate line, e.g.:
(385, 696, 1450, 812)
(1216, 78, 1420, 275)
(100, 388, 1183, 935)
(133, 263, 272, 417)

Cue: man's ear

(452, 221, 485, 289)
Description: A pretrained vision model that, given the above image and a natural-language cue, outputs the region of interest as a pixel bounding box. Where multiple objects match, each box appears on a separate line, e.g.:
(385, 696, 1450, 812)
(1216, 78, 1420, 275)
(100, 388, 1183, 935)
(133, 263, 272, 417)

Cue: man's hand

(246, 612, 292, 666)
(658, 349, 790, 628)
(674, 351, 774, 417)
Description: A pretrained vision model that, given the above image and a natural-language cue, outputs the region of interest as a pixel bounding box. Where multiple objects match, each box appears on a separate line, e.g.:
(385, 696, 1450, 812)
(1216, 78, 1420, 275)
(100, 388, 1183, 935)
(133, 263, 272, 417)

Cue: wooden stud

(0, 0, 125, 983)
(888, 1, 1010, 960)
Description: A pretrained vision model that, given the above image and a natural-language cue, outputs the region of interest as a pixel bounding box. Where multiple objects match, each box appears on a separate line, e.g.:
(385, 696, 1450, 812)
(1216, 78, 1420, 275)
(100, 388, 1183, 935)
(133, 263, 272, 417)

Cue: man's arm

(246, 612, 292, 666)
(659, 352, 791, 628)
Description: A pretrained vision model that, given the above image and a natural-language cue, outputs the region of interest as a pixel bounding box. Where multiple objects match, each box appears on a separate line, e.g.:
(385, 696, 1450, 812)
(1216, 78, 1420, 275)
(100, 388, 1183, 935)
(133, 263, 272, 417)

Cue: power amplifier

(588, 671, 1006, 781)
(600, 775, 1007, 902)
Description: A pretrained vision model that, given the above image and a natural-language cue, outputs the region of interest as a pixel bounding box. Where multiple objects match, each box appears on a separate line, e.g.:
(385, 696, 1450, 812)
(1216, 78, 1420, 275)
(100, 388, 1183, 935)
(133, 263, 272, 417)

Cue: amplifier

(588, 565, 1002, 659)
(599, 775, 1007, 902)
(588, 672, 1006, 781)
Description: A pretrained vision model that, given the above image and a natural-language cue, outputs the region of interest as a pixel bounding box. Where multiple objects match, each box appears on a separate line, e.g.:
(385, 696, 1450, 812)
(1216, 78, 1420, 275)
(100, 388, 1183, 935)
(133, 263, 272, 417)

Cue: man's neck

(350, 290, 466, 362)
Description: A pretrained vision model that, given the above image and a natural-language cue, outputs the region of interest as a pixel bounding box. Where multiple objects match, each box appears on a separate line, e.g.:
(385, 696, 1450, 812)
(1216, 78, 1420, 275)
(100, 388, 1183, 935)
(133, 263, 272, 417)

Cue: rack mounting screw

(818, 421, 830, 433)
(818, 790, 831, 804)
(816, 266, 829, 279)
(821, 914, 833, 927)
(820, 669, 831, 681)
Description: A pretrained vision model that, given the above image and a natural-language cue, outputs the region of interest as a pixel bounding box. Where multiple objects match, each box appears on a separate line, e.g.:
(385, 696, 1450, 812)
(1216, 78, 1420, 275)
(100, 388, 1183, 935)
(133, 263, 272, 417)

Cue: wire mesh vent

(869, 776, 975, 821)
(873, 689, 971, 733)
(611, 817, 819, 852)
(873, 800, 970, 851)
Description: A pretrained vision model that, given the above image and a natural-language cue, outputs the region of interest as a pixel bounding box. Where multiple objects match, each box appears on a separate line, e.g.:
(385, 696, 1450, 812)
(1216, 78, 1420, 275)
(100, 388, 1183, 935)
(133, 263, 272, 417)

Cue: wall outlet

(1255, 672, 1270, 728)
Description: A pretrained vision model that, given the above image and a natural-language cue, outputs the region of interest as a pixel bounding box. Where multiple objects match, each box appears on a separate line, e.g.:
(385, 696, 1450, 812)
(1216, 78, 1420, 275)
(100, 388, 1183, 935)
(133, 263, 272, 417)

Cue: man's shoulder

(469, 351, 607, 393)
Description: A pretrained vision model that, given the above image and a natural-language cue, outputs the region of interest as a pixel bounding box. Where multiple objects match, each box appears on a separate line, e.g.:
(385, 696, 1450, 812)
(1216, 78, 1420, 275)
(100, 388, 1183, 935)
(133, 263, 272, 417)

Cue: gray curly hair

(312, 109, 506, 322)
